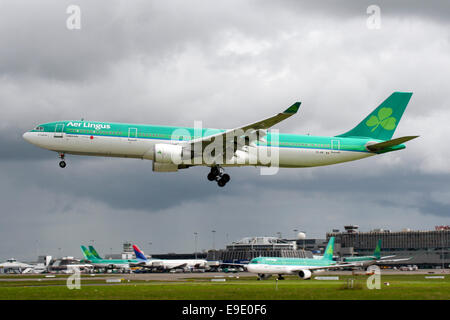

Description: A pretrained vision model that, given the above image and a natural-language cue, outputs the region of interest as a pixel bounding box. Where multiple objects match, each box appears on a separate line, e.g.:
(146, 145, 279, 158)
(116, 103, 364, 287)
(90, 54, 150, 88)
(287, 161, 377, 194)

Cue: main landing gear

(207, 166, 230, 187)
(58, 153, 66, 168)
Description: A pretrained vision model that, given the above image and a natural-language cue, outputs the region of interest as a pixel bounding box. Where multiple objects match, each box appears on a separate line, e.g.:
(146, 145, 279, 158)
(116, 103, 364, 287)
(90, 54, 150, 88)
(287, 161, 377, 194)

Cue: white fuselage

(247, 263, 323, 275)
(23, 131, 373, 168)
(143, 259, 208, 269)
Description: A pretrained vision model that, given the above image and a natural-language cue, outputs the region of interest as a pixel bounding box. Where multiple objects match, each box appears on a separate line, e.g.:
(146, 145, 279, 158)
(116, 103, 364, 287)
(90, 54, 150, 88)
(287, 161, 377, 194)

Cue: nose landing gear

(58, 153, 66, 168)
(207, 166, 230, 187)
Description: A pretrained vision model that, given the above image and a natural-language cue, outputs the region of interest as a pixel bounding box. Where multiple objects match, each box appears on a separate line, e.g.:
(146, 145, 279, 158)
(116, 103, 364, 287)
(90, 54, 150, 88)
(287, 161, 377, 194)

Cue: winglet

(283, 102, 301, 114)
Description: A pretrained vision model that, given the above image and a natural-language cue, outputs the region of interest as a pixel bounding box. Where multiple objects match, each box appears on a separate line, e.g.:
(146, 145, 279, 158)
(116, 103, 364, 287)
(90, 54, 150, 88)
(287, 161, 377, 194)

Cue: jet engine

(152, 144, 185, 172)
(298, 269, 312, 280)
(154, 144, 183, 164)
(257, 274, 272, 280)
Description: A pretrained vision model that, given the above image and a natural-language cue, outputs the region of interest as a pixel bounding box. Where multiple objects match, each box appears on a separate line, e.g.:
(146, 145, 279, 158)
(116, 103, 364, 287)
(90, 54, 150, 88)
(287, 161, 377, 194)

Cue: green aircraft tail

(374, 239, 382, 260)
(81, 245, 96, 260)
(322, 237, 335, 261)
(89, 246, 102, 259)
(337, 92, 413, 141)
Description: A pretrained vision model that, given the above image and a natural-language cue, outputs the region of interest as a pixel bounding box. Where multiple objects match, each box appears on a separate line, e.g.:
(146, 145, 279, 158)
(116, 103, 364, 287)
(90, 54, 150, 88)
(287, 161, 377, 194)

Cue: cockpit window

(250, 260, 259, 264)
(34, 126, 44, 131)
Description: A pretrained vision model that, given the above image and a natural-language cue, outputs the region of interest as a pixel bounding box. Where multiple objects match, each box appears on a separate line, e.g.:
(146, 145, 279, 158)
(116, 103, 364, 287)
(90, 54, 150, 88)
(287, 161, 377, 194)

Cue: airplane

(131, 244, 209, 271)
(80, 245, 138, 271)
(23, 92, 418, 187)
(0, 258, 34, 273)
(47, 256, 93, 273)
(88, 246, 102, 259)
(0, 257, 53, 274)
(246, 237, 356, 280)
(342, 239, 411, 267)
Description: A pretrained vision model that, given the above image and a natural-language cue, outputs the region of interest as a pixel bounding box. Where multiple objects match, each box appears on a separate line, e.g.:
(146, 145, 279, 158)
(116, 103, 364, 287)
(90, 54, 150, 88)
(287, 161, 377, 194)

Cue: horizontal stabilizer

(366, 136, 419, 152)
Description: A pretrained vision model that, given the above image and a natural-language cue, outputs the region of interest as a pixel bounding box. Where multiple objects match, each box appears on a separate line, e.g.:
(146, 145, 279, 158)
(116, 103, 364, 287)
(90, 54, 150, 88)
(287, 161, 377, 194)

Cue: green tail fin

(89, 246, 102, 259)
(374, 239, 382, 260)
(337, 92, 413, 140)
(322, 237, 335, 260)
(81, 245, 96, 260)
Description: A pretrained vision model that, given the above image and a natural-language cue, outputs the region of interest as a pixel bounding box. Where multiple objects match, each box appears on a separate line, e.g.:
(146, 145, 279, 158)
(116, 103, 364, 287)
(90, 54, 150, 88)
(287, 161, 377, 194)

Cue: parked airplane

(88, 246, 102, 259)
(80, 245, 137, 271)
(131, 244, 208, 271)
(48, 256, 93, 273)
(0, 258, 33, 273)
(342, 239, 411, 267)
(23, 92, 417, 187)
(0, 257, 52, 274)
(246, 237, 354, 280)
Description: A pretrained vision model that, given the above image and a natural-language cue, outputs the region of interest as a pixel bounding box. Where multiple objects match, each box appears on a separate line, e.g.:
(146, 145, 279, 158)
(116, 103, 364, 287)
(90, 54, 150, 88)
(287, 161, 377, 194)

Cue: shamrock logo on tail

(366, 107, 397, 132)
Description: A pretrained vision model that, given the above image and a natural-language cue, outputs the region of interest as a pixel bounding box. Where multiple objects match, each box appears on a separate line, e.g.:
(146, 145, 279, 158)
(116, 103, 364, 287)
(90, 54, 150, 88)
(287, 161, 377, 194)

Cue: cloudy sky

(1, 0, 449, 261)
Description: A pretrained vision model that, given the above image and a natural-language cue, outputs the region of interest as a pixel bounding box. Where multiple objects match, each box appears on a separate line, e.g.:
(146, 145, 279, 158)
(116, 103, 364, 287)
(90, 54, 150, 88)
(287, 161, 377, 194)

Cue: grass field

(0, 273, 449, 300)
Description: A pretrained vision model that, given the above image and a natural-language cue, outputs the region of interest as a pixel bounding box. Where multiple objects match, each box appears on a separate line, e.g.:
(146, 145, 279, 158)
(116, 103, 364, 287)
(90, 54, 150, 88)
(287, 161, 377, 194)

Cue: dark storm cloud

(2, 150, 449, 219)
(414, 197, 450, 218)
(0, 0, 283, 81)
(266, 0, 450, 21)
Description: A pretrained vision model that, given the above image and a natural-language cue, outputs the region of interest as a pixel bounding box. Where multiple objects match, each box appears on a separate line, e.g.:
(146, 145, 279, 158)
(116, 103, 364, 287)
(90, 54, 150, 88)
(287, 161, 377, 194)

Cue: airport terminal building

(207, 237, 312, 263)
(327, 225, 450, 268)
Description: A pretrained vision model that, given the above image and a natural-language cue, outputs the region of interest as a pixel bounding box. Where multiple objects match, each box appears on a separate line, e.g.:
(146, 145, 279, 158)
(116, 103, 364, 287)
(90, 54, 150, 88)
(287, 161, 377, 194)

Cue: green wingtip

(283, 102, 301, 114)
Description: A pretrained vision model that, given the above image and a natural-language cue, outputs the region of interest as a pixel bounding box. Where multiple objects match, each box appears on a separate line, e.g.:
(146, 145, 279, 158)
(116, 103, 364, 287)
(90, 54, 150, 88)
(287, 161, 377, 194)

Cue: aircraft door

(331, 139, 340, 153)
(128, 128, 138, 141)
(54, 124, 64, 138)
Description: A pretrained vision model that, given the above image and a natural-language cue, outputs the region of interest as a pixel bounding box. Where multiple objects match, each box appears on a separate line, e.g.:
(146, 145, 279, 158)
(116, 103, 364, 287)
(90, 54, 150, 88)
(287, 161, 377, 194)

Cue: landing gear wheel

(208, 165, 230, 187)
(221, 174, 230, 183)
(210, 166, 221, 177)
(217, 179, 227, 187)
(58, 153, 66, 168)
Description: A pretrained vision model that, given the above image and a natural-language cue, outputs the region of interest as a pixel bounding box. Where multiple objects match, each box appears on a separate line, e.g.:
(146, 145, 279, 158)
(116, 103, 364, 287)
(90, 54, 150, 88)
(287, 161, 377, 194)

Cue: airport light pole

(212, 230, 216, 260)
(194, 232, 198, 259)
(302, 231, 306, 251)
(442, 231, 445, 272)
(277, 232, 282, 239)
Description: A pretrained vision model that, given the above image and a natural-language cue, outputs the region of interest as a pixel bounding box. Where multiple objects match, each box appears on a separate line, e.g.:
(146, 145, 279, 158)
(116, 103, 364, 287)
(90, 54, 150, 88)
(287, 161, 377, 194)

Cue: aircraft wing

(379, 255, 397, 260)
(180, 102, 301, 159)
(375, 257, 412, 263)
(290, 262, 358, 273)
(129, 261, 148, 268)
(167, 263, 188, 270)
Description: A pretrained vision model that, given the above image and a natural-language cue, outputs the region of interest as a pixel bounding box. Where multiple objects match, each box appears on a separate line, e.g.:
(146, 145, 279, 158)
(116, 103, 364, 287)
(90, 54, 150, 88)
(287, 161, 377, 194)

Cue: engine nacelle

(154, 144, 183, 164)
(298, 269, 312, 280)
(152, 162, 178, 172)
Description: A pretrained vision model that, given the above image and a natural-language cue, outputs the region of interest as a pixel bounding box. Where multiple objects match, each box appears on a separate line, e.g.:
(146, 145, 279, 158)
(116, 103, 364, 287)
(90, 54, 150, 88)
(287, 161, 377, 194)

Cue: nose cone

(23, 132, 32, 143)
